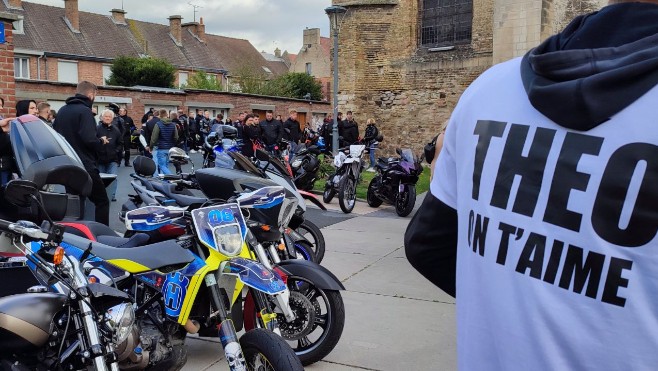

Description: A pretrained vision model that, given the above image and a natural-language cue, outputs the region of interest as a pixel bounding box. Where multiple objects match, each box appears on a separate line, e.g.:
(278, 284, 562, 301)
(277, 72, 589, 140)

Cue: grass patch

(313, 157, 431, 200)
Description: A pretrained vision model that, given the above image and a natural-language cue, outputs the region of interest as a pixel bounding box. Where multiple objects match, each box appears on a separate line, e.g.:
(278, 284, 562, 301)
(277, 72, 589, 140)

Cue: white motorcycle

(323, 144, 367, 213)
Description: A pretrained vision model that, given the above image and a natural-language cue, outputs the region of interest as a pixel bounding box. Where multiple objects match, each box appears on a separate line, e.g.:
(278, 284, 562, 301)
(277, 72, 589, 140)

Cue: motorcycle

(0, 180, 133, 371)
(366, 148, 424, 217)
(288, 142, 322, 192)
(202, 126, 240, 169)
(121, 152, 323, 264)
(323, 144, 367, 213)
(60, 186, 304, 370)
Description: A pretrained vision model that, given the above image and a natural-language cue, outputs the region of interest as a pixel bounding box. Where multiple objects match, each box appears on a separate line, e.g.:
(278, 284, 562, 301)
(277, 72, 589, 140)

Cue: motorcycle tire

(323, 187, 335, 204)
(294, 240, 317, 263)
(295, 220, 326, 263)
(244, 278, 345, 366)
(366, 177, 383, 208)
(240, 328, 304, 371)
(338, 175, 356, 214)
(396, 185, 416, 217)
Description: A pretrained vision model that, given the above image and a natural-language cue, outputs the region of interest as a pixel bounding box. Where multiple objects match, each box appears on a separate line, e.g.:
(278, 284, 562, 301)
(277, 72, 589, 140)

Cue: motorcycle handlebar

(0, 219, 50, 240)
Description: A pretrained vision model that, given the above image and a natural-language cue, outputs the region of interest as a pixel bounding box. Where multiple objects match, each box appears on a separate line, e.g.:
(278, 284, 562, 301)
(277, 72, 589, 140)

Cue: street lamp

(325, 5, 347, 155)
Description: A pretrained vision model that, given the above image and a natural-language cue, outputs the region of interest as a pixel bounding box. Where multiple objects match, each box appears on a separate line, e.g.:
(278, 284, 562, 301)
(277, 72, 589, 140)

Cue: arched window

(420, 0, 473, 47)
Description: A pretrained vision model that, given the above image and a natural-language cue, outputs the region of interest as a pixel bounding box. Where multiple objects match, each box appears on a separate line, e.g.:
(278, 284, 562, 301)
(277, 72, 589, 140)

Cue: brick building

(332, 0, 606, 155)
(289, 28, 332, 102)
(0, 0, 330, 121)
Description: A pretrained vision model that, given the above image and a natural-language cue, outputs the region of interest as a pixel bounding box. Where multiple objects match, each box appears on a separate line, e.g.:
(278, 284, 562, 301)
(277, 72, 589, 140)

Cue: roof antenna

(188, 2, 203, 23)
(121, 0, 124, 10)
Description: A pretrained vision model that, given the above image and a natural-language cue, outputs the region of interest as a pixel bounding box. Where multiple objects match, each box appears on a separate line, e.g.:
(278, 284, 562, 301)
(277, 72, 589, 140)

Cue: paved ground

(106, 153, 456, 370)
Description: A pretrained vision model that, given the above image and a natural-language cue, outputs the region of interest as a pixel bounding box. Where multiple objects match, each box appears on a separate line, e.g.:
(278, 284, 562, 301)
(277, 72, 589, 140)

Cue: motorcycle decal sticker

(163, 272, 190, 317)
(192, 203, 247, 252)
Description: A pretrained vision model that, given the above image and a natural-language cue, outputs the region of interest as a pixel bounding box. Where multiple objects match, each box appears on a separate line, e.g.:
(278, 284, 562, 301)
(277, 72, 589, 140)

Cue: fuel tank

(0, 293, 67, 354)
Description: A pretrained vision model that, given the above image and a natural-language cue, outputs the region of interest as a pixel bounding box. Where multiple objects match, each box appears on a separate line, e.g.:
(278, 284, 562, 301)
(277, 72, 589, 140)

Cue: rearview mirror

(395, 148, 402, 155)
(4, 180, 41, 208)
(255, 149, 271, 162)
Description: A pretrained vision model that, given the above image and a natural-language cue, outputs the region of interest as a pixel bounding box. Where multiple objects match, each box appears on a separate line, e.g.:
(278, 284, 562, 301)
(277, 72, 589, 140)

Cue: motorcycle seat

(61, 221, 150, 249)
(150, 181, 207, 207)
(62, 232, 196, 274)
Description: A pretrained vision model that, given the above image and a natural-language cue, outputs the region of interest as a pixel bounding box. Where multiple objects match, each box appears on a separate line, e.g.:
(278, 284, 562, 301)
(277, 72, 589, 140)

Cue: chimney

(168, 15, 182, 46)
(5, 0, 22, 10)
(274, 48, 281, 58)
(197, 17, 206, 43)
(303, 28, 321, 48)
(110, 8, 126, 25)
(181, 21, 198, 36)
(64, 0, 80, 32)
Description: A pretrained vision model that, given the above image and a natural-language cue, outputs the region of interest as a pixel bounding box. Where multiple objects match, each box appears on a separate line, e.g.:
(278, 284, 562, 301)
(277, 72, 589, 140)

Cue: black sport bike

(366, 148, 423, 217)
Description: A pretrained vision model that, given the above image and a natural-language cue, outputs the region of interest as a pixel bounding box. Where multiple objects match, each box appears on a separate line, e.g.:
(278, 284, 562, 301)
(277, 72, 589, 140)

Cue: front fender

(298, 190, 327, 211)
(274, 259, 345, 291)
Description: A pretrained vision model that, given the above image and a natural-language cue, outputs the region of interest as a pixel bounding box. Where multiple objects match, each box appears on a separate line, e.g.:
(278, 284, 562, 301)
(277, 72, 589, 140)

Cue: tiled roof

(9, 2, 142, 59)
(4, 1, 283, 76)
(205, 34, 279, 78)
(127, 19, 224, 71)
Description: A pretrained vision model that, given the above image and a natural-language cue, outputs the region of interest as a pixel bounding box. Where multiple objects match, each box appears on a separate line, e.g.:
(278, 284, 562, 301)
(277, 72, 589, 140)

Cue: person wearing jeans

(96, 109, 123, 201)
(149, 109, 178, 175)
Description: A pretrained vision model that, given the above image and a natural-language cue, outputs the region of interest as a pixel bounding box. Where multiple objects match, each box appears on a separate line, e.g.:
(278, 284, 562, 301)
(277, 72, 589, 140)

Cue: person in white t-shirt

(405, 1, 658, 370)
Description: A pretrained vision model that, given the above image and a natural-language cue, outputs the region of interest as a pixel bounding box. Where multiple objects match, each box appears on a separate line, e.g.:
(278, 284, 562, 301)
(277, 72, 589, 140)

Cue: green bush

(183, 71, 223, 90)
(107, 56, 176, 88)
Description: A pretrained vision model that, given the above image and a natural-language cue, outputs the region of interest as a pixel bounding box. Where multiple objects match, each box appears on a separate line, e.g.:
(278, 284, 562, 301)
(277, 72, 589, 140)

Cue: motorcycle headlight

(213, 223, 244, 256)
(105, 303, 135, 344)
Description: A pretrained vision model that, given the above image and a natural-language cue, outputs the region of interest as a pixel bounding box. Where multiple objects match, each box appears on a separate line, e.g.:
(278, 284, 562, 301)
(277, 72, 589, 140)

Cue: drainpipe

(37, 54, 44, 80)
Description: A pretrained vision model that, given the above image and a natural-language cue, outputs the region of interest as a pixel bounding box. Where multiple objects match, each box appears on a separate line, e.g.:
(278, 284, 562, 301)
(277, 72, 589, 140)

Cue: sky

(27, 0, 332, 55)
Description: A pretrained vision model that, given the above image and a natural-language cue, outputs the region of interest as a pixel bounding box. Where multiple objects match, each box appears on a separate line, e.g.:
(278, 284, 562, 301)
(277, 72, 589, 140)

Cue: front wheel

(338, 175, 356, 214)
(395, 185, 416, 217)
(295, 220, 326, 263)
(240, 329, 304, 371)
(322, 186, 335, 204)
(366, 177, 383, 208)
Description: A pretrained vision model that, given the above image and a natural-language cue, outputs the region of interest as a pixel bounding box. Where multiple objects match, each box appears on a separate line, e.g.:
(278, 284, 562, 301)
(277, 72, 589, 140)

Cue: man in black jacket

(259, 110, 282, 151)
(339, 111, 359, 147)
(55, 81, 110, 225)
(141, 107, 154, 124)
(119, 106, 134, 166)
(283, 109, 301, 144)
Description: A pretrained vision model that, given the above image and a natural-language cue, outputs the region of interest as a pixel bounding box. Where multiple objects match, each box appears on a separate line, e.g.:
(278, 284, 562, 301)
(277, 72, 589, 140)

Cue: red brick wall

(0, 21, 16, 116)
(16, 81, 331, 124)
(79, 60, 103, 85)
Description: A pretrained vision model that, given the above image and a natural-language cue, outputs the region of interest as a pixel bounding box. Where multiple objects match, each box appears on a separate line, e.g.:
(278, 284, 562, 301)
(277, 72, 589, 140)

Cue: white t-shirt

(432, 57, 658, 370)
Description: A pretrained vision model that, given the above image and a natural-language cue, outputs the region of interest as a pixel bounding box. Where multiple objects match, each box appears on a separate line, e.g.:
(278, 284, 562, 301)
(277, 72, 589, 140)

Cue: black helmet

(108, 102, 120, 114)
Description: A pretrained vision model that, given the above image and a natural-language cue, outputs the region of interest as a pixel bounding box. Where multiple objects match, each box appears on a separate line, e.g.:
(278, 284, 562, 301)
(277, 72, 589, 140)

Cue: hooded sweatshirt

(55, 94, 102, 172)
(405, 4, 658, 370)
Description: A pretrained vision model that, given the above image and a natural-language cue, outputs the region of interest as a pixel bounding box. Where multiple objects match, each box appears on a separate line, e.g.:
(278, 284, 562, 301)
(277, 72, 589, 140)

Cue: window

(102, 65, 112, 85)
(420, 0, 473, 47)
(306, 63, 312, 75)
(179, 71, 188, 87)
(57, 60, 78, 83)
(14, 57, 29, 79)
(12, 16, 24, 35)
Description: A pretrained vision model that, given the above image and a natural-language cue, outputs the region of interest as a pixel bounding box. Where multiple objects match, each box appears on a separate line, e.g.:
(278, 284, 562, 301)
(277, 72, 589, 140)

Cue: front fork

(252, 240, 296, 323)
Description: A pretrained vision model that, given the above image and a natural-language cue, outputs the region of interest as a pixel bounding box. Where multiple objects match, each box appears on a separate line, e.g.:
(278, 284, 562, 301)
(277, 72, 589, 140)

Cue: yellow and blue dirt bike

(52, 187, 303, 371)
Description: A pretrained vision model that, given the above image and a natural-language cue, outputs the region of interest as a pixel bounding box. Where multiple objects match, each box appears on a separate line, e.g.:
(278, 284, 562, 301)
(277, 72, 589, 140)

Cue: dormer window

(12, 16, 24, 35)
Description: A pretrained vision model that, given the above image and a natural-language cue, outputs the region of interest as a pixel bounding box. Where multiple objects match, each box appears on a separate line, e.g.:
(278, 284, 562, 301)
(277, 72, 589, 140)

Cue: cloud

(27, 0, 332, 53)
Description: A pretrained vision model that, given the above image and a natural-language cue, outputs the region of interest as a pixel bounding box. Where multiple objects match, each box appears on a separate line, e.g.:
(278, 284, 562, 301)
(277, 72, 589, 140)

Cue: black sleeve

(81, 112, 102, 152)
(404, 192, 457, 297)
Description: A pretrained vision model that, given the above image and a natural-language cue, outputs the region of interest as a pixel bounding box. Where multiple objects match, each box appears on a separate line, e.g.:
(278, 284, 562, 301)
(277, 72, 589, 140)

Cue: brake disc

(278, 291, 316, 341)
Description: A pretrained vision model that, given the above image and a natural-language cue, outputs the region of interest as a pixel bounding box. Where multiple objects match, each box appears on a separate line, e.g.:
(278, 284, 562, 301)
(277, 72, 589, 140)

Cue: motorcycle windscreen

(220, 257, 287, 295)
(10, 116, 91, 196)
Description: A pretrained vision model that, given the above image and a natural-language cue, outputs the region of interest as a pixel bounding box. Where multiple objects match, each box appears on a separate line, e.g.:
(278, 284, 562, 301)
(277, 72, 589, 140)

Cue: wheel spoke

(314, 314, 328, 328)
(298, 336, 313, 349)
(305, 287, 318, 301)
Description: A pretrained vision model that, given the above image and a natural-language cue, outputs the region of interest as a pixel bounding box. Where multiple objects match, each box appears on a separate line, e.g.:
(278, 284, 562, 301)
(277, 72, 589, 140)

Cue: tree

(262, 73, 323, 100)
(230, 65, 269, 94)
(107, 56, 176, 88)
(182, 71, 223, 91)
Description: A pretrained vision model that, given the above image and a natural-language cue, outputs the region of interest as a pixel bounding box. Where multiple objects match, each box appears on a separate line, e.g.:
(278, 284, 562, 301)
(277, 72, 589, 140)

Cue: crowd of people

(0, 79, 384, 225)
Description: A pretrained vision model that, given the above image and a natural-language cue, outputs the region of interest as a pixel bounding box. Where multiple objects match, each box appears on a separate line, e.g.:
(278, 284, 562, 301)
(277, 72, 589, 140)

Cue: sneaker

(366, 167, 376, 172)
(125, 163, 132, 167)
(190, 149, 197, 154)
